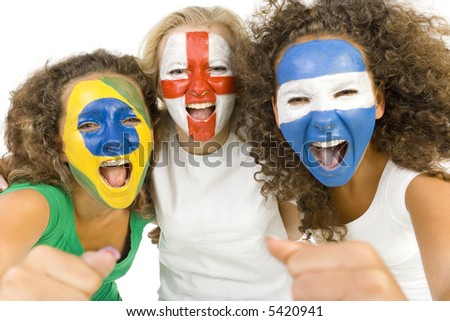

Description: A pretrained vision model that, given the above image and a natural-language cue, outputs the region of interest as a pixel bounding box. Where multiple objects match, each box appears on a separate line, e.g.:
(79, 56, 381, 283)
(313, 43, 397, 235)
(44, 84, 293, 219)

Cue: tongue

(316, 147, 340, 168)
(187, 107, 214, 120)
(312, 143, 346, 170)
(99, 166, 127, 187)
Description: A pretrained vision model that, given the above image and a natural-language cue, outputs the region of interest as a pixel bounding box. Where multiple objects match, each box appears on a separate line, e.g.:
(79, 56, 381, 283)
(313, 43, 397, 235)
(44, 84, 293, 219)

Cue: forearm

(278, 201, 302, 241)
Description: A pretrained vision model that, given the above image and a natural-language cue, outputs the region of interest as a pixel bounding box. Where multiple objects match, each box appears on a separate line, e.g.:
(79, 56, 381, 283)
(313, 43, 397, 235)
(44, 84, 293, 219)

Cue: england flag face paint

(160, 31, 236, 142)
(275, 39, 377, 187)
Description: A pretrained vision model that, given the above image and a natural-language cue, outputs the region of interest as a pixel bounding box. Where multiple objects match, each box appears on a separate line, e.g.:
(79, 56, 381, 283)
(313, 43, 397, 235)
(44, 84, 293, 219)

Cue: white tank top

(346, 160, 432, 300)
(152, 128, 292, 300)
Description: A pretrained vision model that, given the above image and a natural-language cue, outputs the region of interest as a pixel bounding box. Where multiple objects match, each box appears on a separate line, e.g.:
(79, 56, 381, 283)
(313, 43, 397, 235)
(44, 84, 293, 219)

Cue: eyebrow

(209, 59, 230, 65)
(329, 78, 363, 92)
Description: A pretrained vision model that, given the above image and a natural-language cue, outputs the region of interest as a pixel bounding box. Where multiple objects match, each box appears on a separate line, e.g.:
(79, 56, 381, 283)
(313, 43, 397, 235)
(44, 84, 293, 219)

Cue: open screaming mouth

(99, 159, 131, 188)
(310, 140, 348, 170)
(186, 102, 216, 120)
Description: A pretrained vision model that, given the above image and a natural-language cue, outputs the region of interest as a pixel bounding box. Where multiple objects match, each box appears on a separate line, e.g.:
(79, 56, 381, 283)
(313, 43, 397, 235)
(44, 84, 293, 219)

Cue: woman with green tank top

(0, 49, 159, 300)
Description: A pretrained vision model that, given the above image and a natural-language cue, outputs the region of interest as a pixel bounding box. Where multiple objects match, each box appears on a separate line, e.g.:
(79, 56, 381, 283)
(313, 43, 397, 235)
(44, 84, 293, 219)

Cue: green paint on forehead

(101, 76, 151, 127)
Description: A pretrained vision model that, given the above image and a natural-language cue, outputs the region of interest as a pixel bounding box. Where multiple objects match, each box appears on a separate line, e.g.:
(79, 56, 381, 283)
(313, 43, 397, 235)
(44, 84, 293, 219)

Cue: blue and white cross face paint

(275, 39, 377, 187)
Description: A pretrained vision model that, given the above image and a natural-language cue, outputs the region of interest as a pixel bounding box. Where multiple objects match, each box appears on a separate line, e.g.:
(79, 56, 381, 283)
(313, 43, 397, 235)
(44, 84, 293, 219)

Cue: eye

(78, 122, 99, 133)
(168, 69, 188, 76)
(122, 117, 141, 127)
(208, 66, 228, 74)
(288, 96, 310, 106)
(334, 89, 358, 98)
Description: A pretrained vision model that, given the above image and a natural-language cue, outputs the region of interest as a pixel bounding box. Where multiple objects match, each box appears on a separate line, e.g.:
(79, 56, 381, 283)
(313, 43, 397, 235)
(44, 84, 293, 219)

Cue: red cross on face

(159, 31, 237, 141)
(160, 32, 236, 101)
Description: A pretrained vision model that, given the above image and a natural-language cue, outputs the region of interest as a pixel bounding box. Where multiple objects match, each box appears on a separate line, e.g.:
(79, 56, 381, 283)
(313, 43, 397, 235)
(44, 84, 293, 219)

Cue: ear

(375, 83, 385, 120)
(271, 96, 280, 128)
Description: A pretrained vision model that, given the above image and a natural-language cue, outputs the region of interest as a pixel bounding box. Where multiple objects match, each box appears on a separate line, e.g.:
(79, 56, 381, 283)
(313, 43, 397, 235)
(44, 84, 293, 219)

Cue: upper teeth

(311, 140, 346, 148)
(101, 159, 130, 167)
(187, 102, 214, 109)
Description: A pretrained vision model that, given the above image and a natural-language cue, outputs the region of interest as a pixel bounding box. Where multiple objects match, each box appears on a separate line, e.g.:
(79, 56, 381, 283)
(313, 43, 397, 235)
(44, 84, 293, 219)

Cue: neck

(330, 143, 389, 224)
(70, 183, 131, 255)
(175, 124, 231, 155)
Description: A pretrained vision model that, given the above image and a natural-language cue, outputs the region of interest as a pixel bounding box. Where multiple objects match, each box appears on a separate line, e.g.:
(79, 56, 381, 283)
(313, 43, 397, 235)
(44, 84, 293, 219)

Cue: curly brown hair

(0, 49, 160, 217)
(239, 0, 450, 240)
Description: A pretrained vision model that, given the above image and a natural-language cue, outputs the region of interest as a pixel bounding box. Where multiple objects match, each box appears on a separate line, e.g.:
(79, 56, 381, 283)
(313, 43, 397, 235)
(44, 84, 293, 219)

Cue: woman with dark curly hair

(240, 0, 450, 300)
(0, 49, 159, 300)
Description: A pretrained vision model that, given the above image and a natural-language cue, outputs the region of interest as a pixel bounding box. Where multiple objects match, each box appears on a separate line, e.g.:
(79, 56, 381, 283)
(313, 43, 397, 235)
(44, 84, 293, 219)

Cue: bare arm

(406, 174, 450, 300)
(0, 245, 118, 300)
(0, 190, 119, 300)
(0, 189, 50, 277)
(267, 174, 450, 301)
(278, 202, 302, 241)
(267, 237, 406, 300)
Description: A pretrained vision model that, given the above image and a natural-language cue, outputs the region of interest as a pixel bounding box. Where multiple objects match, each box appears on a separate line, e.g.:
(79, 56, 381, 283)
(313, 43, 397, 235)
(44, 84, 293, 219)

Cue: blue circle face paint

(275, 39, 377, 187)
(62, 77, 153, 209)
(78, 98, 140, 157)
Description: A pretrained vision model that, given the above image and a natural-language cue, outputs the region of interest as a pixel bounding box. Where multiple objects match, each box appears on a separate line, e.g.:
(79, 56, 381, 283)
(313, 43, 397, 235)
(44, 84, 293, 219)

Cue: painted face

(62, 76, 153, 208)
(160, 31, 236, 141)
(275, 39, 377, 187)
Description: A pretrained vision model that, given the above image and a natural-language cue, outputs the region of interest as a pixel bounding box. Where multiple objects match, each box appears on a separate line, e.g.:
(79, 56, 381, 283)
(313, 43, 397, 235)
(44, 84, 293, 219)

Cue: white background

(0, 0, 448, 302)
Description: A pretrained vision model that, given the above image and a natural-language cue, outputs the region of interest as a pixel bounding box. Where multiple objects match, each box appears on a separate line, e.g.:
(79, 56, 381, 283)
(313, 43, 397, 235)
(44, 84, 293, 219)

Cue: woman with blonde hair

(139, 5, 294, 300)
(1, 6, 296, 301)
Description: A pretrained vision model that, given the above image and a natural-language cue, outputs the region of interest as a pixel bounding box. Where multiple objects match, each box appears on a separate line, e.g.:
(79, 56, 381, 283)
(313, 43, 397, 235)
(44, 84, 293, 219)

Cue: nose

(102, 141, 123, 156)
(190, 89, 208, 96)
(100, 127, 132, 157)
(188, 71, 210, 97)
(311, 111, 335, 131)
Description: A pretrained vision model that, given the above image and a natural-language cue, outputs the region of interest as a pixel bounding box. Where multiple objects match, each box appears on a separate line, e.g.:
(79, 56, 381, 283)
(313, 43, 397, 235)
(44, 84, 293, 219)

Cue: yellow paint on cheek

(62, 79, 153, 209)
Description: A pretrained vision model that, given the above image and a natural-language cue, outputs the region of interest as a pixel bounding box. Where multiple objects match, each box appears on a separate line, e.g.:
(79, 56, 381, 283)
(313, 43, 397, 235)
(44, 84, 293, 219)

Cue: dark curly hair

(238, 0, 450, 240)
(0, 49, 160, 217)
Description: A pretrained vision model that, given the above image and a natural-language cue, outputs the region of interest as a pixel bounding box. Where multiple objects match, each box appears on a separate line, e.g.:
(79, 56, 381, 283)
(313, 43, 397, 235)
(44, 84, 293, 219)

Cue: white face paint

(275, 39, 379, 187)
(159, 31, 236, 142)
(276, 71, 376, 124)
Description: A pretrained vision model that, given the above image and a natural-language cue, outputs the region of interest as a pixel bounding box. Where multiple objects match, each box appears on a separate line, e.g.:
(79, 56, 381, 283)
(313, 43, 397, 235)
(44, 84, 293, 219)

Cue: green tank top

(2, 182, 152, 301)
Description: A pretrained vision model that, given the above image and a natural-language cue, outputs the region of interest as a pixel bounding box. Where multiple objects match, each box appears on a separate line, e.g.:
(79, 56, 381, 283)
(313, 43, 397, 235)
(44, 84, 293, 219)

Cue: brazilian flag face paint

(62, 75, 153, 209)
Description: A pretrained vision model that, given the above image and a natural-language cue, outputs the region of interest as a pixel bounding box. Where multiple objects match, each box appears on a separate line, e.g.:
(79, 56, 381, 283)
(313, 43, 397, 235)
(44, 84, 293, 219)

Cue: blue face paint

(63, 77, 153, 209)
(78, 98, 140, 157)
(276, 39, 377, 187)
(280, 108, 376, 187)
(277, 39, 366, 85)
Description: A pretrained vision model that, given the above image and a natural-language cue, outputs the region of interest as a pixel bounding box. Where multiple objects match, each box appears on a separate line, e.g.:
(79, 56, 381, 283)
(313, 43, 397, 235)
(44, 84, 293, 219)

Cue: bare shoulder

(406, 174, 449, 212)
(0, 188, 50, 213)
(0, 189, 51, 276)
(405, 173, 449, 230)
(406, 175, 450, 299)
(0, 188, 50, 232)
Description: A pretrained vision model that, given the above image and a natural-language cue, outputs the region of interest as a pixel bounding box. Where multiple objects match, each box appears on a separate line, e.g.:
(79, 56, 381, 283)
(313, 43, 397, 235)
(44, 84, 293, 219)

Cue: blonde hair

(138, 6, 249, 95)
